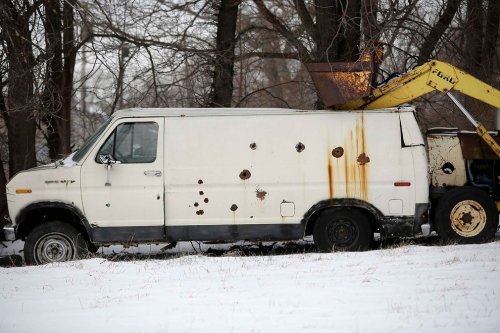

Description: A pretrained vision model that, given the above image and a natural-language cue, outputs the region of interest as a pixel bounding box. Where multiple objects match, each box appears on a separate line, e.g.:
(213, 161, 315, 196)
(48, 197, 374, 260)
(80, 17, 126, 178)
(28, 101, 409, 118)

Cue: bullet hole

(250, 216, 254, 219)
(230, 204, 238, 211)
(256, 189, 267, 200)
(441, 162, 455, 174)
(196, 210, 204, 215)
(199, 191, 204, 195)
(332, 147, 344, 158)
(204, 198, 209, 203)
(198, 179, 203, 184)
(357, 153, 370, 165)
(239, 169, 251, 180)
(194, 202, 199, 207)
(250, 142, 257, 150)
(295, 142, 305, 153)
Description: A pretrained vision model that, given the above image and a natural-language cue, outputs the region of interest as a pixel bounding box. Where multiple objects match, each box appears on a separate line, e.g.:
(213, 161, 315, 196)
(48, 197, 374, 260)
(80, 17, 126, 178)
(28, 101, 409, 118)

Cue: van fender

(302, 198, 384, 236)
(15, 201, 93, 241)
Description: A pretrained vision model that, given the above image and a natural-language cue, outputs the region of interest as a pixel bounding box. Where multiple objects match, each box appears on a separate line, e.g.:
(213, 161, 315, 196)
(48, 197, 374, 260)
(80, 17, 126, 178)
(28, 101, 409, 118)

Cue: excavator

(306, 49, 500, 243)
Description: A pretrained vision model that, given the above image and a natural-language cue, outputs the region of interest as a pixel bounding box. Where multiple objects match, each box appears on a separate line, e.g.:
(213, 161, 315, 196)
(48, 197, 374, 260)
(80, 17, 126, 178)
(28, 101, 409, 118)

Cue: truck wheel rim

(34, 233, 76, 264)
(449, 200, 486, 237)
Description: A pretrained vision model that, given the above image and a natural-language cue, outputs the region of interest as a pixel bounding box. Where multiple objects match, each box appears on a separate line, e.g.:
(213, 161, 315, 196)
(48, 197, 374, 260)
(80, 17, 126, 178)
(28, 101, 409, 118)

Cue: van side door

(80, 118, 165, 241)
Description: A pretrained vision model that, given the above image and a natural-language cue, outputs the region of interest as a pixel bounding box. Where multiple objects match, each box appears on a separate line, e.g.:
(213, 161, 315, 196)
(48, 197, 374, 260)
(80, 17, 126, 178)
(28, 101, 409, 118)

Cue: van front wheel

(24, 221, 88, 265)
(313, 208, 372, 252)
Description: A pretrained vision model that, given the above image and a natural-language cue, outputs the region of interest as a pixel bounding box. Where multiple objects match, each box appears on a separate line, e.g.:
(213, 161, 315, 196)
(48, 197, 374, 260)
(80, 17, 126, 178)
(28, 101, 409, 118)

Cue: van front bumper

(2, 223, 16, 241)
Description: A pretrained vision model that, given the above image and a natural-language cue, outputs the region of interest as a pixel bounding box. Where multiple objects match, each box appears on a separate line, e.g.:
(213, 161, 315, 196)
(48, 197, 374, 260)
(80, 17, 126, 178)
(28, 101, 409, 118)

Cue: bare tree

(0, 1, 37, 175)
(40, 0, 78, 160)
(210, 0, 241, 107)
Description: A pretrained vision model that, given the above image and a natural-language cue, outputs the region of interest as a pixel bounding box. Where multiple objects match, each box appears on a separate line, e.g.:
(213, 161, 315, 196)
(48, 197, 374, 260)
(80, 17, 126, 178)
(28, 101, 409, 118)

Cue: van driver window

(96, 122, 159, 163)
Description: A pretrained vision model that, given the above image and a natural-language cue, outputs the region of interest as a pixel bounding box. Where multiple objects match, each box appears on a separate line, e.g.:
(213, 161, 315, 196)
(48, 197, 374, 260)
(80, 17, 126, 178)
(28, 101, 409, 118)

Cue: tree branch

(253, 0, 312, 62)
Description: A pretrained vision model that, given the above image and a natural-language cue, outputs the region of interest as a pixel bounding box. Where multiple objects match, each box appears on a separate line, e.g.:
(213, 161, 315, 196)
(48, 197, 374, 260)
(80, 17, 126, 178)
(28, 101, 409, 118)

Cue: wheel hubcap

(327, 219, 358, 248)
(449, 200, 486, 237)
(34, 233, 76, 264)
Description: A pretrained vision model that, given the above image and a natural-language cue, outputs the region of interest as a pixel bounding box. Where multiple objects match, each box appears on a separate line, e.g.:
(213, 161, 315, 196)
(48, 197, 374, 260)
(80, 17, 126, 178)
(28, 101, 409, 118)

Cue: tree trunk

(61, 0, 76, 155)
(0, 1, 37, 176)
(463, 0, 494, 128)
(314, 0, 339, 61)
(0, 159, 8, 230)
(337, 0, 361, 60)
(42, 0, 75, 160)
(482, 0, 499, 79)
(418, 0, 461, 62)
(42, 0, 64, 160)
(361, 0, 379, 45)
(209, 0, 241, 107)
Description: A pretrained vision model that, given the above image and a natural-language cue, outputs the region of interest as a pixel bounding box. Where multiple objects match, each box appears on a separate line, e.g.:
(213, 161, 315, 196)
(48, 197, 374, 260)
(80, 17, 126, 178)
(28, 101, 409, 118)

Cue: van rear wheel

(435, 187, 498, 243)
(313, 208, 372, 252)
(24, 221, 88, 265)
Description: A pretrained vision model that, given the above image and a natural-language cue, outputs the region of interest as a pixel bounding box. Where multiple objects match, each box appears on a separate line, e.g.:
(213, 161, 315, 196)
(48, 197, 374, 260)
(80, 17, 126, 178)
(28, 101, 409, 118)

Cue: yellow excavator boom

(339, 60, 500, 110)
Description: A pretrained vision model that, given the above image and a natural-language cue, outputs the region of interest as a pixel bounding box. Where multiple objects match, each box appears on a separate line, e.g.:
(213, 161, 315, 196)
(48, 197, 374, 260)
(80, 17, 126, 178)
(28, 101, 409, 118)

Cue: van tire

(24, 221, 89, 265)
(313, 208, 372, 252)
(435, 187, 498, 243)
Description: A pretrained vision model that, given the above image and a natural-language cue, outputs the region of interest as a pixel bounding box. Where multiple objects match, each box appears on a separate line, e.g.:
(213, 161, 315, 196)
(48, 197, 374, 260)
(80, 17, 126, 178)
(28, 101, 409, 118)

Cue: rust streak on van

(358, 113, 369, 200)
(327, 155, 334, 199)
(344, 142, 350, 197)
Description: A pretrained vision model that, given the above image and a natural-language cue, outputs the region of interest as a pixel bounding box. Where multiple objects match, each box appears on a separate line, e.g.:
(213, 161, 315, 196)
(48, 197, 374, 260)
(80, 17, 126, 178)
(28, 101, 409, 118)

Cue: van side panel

(163, 111, 417, 232)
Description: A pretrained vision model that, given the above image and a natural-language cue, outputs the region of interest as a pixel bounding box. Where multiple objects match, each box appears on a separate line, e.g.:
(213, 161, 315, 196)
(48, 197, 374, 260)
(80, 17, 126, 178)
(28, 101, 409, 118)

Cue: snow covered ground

(1, 239, 499, 333)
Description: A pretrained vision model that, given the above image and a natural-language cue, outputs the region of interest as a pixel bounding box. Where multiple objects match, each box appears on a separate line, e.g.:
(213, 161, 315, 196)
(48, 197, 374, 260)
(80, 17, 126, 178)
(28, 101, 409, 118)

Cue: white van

(4, 107, 429, 264)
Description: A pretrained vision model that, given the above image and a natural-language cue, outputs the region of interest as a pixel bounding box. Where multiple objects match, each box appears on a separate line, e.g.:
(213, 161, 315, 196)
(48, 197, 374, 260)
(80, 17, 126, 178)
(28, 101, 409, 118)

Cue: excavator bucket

(306, 50, 380, 107)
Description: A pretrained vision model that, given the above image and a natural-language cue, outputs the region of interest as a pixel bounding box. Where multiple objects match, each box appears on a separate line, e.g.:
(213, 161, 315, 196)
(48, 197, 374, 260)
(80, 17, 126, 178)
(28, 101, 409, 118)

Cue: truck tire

(313, 208, 372, 252)
(24, 221, 88, 265)
(435, 187, 498, 243)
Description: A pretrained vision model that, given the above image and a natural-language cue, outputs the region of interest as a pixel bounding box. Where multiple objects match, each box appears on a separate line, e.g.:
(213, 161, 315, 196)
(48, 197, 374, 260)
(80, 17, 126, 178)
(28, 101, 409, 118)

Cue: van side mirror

(98, 154, 117, 166)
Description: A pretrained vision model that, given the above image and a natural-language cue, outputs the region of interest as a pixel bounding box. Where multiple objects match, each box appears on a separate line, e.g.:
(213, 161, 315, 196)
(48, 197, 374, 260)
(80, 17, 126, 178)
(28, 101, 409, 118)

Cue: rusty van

(3, 106, 495, 264)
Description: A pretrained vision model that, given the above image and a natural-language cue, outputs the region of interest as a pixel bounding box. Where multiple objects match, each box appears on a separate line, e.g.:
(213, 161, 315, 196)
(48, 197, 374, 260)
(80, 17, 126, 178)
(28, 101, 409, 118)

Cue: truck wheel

(435, 187, 498, 243)
(313, 208, 372, 252)
(24, 221, 88, 265)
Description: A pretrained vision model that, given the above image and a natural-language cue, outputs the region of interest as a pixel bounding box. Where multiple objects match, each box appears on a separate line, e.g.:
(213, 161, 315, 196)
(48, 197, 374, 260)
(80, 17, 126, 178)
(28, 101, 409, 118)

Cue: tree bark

(0, 1, 37, 176)
(209, 0, 241, 107)
(42, 0, 75, 160)
(464, 0, 484, 77)
(314, 0, 339, 61)
(361, 0, 379, 44)
(42, 0, 64, 160)
(337, 0, 361, 61)
(463, 0, 493, 127)
(418, 0, 461, 62)
(482, 0, 499, 79)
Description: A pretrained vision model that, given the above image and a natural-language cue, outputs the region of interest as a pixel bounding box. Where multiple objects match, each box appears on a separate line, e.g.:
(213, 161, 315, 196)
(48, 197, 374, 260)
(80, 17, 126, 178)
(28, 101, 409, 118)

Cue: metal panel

(458, 132, 500, 160)
(306, 61, 374, 107)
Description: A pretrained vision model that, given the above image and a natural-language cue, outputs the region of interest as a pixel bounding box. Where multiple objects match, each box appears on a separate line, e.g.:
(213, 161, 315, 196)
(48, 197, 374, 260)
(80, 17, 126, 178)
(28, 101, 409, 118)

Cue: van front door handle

(144, 170, 162, 177)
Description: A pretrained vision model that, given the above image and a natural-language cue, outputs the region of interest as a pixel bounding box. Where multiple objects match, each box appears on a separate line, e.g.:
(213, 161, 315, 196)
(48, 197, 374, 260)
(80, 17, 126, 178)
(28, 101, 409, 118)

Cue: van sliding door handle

(144, 170, 162, 177)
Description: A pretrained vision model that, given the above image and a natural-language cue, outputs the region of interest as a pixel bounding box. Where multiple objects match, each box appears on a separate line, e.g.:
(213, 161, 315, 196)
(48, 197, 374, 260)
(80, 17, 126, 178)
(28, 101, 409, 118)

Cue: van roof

(112, 106, 415, 118)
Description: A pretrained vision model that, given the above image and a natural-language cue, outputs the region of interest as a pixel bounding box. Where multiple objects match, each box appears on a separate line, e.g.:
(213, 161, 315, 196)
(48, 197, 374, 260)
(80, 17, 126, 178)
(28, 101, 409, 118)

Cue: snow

(1, 240, 499, 333)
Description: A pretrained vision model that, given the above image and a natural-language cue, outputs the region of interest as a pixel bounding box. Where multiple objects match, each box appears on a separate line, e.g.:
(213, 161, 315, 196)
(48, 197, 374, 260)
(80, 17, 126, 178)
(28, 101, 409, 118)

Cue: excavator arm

(310, 60, 500, 158)
(338, 60, 500, 110)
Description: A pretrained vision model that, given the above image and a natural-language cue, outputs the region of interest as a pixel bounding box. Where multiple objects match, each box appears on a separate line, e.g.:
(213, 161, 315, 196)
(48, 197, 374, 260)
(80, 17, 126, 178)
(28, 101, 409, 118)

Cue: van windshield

(72, 119, 111, 163)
